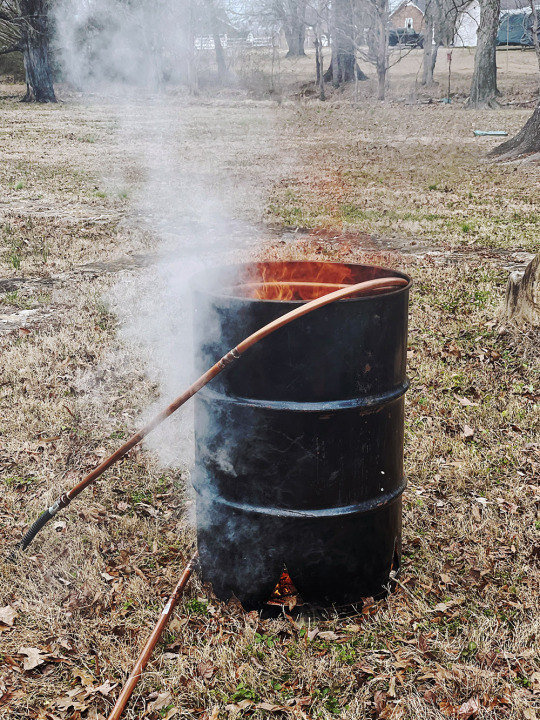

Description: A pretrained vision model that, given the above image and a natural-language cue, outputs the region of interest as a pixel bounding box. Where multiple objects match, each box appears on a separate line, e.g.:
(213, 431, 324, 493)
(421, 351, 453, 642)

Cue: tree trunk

(203, 0, 231, 85)
(284, 0, 306, 57)
(422, 15, 437, 85)
(374, 0, 388, 100)
(187, 0, 199, 94)
(213, 33, 229, 84)
(529, 0, 540, 79)
(328, 0, 356, 85)
(489, 102, 540, 159)
(323, 61, 367, 83)
(314, 32, 325, 100)
(502, 254, 540, 325)
(467, 0, 499, 108)
(19, 0, 56, 103)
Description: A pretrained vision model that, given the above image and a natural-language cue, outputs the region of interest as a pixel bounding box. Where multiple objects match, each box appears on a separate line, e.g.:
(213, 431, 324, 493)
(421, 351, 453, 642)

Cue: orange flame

(270, 568, 297, 598)
(221, 262, 401, 302)
(267, 568, 303, 608)
(255, 262, 355, 301)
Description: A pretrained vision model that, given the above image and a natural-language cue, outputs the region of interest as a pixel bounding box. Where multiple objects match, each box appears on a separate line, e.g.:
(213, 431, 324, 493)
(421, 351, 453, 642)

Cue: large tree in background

(368, 0, 388, 99)
(422, 0, 471, 87)
(467, 0, 499, 107)
(489, 102, 540, 158)
(0, 0, 56, 101)
(251, 0, 306, 56)
(323, 0, 368, 86)
(56, 0, 199, 90)
(328, 0, 355, 82)
(282, 0, 306, 56)
(488, 2, 540, 157)
(204, 0, 232, 83)
(422, 0, 439, 86)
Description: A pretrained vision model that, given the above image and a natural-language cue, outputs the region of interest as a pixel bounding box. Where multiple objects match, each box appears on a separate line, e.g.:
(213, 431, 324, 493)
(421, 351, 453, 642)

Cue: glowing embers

(267, 568, 304, 609)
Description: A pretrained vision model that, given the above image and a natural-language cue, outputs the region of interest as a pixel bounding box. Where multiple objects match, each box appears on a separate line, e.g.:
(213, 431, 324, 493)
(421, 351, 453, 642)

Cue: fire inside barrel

(191, 261, 411, 608)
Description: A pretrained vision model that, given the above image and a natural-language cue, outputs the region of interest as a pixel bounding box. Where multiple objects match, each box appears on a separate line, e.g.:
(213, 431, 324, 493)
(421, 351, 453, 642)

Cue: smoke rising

(55, 0, 193, 92)
(53, 0, 276, 467)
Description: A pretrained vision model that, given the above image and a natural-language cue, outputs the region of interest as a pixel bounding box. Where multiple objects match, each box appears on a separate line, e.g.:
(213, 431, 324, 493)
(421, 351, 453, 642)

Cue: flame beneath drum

(267, 568, 303, 607)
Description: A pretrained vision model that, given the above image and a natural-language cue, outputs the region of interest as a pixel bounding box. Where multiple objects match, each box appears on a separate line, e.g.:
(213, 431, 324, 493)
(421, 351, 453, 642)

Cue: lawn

(0, 52, 539, 720)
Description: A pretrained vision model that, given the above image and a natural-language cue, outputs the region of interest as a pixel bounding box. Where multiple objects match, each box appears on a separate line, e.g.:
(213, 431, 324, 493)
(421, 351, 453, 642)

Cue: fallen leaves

(457, 396, 479, 407)
(439, 696, 480, 719)
(0, 605, 17, 627)
(72, 666, 96, 688)
(54, 687, 90, 713)
(147, 690, 174, 712)
(197, 661, 215, 681)
(459, 697, 480, 718)
(50, 676, 118, 715)
(461, 425, 475, 440)
(225, 700, 286, 714)
(432, 602, 451, 613)
(93, 679, 117, 697)
(373, 690, 387, 714)
(18, 646, 47, 671)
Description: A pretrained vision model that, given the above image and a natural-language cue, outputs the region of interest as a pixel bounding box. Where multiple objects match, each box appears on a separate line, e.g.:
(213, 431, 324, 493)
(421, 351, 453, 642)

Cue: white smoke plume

(55, 0, 193, 91)
(53, 0, 273, 466)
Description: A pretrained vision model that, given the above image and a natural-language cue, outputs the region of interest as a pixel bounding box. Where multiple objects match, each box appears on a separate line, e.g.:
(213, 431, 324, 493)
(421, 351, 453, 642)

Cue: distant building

(389, 0, 425, 32)
(454, 0, 532, 46)
(453, 0, 481, 46)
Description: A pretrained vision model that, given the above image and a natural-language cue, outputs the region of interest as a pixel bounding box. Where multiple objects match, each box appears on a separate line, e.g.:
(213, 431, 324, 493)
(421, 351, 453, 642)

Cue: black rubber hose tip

(19, 508, 54, 551)
(5, 508, 54, 563)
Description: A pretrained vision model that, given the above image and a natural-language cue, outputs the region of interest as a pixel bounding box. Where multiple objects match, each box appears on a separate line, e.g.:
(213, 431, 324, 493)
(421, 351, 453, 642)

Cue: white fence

(195, 33, 277, 50)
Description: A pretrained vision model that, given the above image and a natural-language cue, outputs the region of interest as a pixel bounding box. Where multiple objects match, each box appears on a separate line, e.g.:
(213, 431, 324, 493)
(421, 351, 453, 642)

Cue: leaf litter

(1, 89, 539, 720)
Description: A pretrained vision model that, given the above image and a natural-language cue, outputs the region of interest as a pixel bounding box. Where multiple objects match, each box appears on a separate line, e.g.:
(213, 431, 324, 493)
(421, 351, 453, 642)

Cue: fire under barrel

(191, 261, 411, 607)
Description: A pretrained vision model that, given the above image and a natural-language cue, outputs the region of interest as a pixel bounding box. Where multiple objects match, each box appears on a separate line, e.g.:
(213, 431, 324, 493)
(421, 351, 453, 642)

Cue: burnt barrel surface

(191, 261, 411, 607)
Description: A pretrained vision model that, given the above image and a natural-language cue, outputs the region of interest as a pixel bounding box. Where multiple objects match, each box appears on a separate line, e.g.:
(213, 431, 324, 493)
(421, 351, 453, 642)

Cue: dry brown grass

(1, 55, 540, 720)
(265, 101, 540, 252)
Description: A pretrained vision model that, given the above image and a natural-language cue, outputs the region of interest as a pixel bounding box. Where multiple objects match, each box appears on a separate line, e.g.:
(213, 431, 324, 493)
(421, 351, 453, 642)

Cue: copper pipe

(15, 276, 407, 552)
(107, 553, 198, 720)
(236, 277, 407, 352)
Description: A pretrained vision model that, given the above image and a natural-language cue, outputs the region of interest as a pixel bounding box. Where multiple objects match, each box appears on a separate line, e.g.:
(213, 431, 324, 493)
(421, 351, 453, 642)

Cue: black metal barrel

(191, 261, 411, 607)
